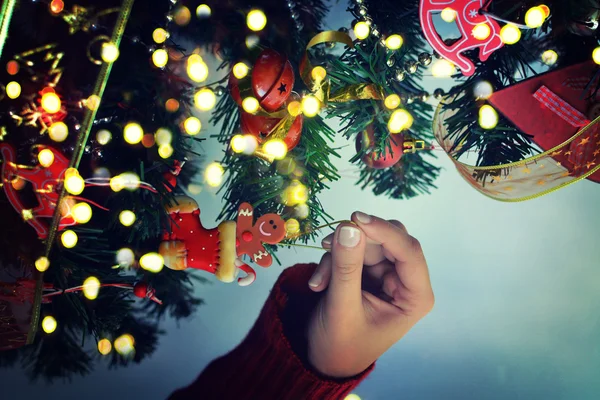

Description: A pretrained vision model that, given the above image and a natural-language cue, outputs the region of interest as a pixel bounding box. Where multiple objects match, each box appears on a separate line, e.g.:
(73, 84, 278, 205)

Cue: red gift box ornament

(488, 61, 600, 182)
(419, 0, 504, 76)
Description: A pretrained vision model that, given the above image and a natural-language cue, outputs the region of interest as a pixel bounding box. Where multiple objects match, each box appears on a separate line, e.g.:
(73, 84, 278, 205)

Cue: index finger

(351, 212, 430, 292)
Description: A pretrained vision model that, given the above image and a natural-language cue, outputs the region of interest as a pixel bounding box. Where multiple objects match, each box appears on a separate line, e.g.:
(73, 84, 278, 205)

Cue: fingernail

(322, 238, 332, 247)
(355, 212, 372, 224)
(337, 226, 361, 248)
(308, 272, 322, 287)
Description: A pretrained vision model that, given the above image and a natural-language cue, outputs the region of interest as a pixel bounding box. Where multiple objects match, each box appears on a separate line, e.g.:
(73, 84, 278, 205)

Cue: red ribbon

(533, 85, 596, 174)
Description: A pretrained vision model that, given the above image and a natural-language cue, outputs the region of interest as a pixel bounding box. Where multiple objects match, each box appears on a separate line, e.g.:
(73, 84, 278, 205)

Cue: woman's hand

(306, 212, 435, 378)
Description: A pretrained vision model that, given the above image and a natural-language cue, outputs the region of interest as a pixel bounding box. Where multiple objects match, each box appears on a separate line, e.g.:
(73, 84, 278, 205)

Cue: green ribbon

(0, 0, 17, 59)
(28, 0, 136, 345)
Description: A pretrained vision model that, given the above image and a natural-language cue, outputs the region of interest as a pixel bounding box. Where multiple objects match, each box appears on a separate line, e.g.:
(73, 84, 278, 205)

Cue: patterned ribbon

(533, 85, 596, 174)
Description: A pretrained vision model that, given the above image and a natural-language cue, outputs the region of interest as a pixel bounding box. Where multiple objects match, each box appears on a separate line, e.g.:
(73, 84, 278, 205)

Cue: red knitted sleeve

(168, 263, 374, 400)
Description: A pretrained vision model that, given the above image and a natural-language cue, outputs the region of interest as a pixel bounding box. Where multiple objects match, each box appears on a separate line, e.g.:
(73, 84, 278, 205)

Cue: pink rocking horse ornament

(420, 0, 504, 76)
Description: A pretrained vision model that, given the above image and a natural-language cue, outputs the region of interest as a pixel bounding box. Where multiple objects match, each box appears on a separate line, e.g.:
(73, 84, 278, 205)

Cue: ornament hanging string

(41, 282, 163, 305)
(279, 219, 354, 250)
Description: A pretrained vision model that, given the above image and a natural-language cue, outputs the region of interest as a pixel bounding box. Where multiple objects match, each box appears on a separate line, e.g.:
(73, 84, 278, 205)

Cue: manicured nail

(308, 272, 322, 287)
(322, 237, 332, 247)
(355, 212, 372, 224)
(337, 226, 361, 248)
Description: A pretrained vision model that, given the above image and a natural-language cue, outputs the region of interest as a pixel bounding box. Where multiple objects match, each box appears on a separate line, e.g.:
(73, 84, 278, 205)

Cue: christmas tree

(2, 0, 600, 383)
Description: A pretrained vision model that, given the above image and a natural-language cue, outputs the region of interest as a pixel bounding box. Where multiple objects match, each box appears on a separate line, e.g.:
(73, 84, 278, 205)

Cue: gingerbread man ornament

(236, 202, 286, 268)
(159, 197, 286, 287)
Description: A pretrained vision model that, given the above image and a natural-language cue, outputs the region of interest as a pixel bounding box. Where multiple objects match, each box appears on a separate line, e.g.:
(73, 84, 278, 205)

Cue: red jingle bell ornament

(356, 125, 404, 169)
(240, 112, 303, 151)
(251, 49, 295, 112)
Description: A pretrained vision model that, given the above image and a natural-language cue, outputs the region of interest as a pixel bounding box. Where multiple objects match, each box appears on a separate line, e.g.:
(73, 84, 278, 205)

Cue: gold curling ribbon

(433, 97, 600, 202)
(300, 31, 385, 104)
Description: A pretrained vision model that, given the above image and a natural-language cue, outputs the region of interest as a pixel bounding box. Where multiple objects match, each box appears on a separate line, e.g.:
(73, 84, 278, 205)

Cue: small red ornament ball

(133, 282, 149, 299)
(251, 49, 294, 112)
(240, 112, 303, 151)
(356, 125, 404, 169)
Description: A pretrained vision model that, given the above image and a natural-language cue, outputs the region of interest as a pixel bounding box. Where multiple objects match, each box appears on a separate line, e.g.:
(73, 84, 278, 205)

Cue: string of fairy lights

(5, 0, 600, 371)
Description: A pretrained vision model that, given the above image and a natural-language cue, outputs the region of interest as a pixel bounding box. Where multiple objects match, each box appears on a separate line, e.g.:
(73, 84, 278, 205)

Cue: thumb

(326, 223, 366, 316)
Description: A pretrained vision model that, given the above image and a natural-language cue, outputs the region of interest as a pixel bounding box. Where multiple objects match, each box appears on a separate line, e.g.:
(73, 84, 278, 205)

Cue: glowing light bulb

(50, 0, 64, 14)
(175, 5, 191, 26)
(593, 47, 600, 65)
(388, 109, 413, 133)
(525, 6, 545, 29)
(231, 135, 246, 153)
(152, 49, 168, 68)
(82, 276, 101, 300)
(539, 4, 550, 18)
(96, 129, 112, 145)
(384, 94, 401, 110)
(98, 339, 112, 355)
(472, 23, 491, 40)
(385, 34, 403, 50)
(158, 144, 174, 159)
(354, 21, 370, 40)
(64, 173, 85, 195)
(242, 135, 258, 155)
(284, 181, 308, 206)
(116, 248, 135, 268)
(233, 62, 249, 79)
(542, 49, 558, 66)
(473, 81, 494, 99)
(155, 128, 172, 146)
(196, 4, 211, 18)
(431, 59, 456, 77)
(301, 95, 320, 117)
(38, 149, 55, 168)
(246, 34, 260, 49)
(72, 202, 92, 224)
(247, 9, 267, 32)
(153, 28, 169, 44)
(101, 42, 119, 63)
(205, 162, 224, 187)
(242, 97, 260, 114)
(48, 121, 68, 142)
(61, 230, 78, 248)
(120, 172, 141, 191)
(500, 24, 521, 45)
(441, 7, 456, 23)
(344, 394, 361, 400)
(114, 334, 135, 356)
(184, 117, 201, 135)
(311, 66, 327, 81)
(187, 60, 209, 82)
(478, 105, 499, 129)
(85, 94, 101, 110)
(140, 252, 164, 273)
(124, 122, 143, 144)
(263, 139, 288, 160)
(35, 256, 50, 272)
(41, 92, 61, 113)
(194, 88, 216, 111)
(110, 175, 125, 192)
(285, 218, 300, 235)
(42, 316, 57, 334)
(119, 210, 136, 227)
(287, 101, 302, 117)
(6, 60, 19, 75)
(6, 81, 21, 99)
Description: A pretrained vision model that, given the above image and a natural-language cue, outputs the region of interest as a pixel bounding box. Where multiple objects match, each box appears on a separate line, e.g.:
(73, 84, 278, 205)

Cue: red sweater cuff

(169, 263, 374, 400)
